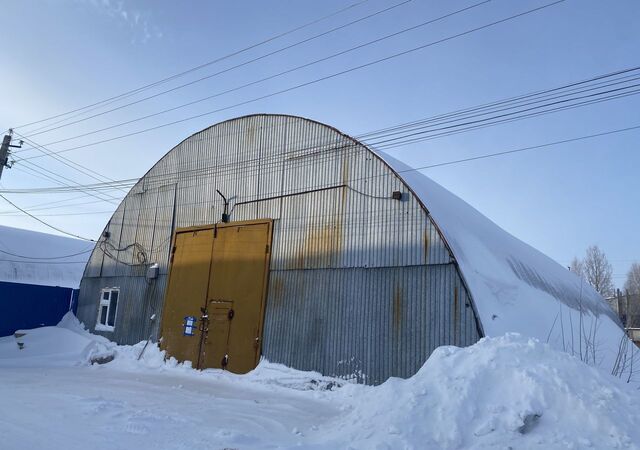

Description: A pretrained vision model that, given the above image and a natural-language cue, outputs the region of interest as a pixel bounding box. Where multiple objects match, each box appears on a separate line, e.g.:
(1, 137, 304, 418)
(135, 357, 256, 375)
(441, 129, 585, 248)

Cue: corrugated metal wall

(263, 264, 479, 383)
(77, 114, 482, 383)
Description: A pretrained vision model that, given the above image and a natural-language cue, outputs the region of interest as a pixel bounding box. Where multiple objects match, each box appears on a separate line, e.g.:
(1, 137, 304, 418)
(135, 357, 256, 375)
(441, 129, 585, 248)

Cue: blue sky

(0, 0, 638, 287)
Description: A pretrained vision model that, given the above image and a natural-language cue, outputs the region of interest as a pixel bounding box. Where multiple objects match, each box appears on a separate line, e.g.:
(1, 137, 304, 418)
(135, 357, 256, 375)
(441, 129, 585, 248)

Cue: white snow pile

(0, 312, 114, 367)
(1, 316, 639, 449)
(0, 224, 92, 288)
(378, 151, 634, 381)
(335, 335, 640, 449)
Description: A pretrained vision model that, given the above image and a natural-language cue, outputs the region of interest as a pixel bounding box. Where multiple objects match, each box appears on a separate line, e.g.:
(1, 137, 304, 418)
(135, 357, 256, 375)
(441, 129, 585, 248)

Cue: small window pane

(107, 291, 118, 327)
(102, 291, 109, 300)
(100, 306, 108, 325)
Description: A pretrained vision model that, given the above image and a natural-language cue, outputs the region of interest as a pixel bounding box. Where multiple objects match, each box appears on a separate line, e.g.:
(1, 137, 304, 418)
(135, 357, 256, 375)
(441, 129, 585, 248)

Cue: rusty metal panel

(262, 264, 480, 384)
(77, 114, 482, 381)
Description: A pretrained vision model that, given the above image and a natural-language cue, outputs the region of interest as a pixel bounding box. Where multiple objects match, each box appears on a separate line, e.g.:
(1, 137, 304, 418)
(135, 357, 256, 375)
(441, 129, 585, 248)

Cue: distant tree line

(570, 245, 639, 297)
(570, 245, 614, 296)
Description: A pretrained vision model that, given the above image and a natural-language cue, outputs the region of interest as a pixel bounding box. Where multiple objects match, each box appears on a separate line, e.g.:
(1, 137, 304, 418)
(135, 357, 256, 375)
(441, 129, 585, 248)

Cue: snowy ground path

(1, 364, 340, 450)
(1, 315, 640, 449)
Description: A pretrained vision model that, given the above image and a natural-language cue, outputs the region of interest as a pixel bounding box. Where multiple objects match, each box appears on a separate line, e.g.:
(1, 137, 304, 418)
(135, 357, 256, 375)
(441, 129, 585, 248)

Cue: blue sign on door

(183, 316, 197, 336)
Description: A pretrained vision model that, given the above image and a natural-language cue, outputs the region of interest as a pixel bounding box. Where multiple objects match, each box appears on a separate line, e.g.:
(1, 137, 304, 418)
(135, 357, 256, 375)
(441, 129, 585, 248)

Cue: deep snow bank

(0, 312, 114, 367)
(0, 224, 91, 288)
(377, 152, 633, 383)
(1, 317, 638, 449)
(335, 334, 640, 449)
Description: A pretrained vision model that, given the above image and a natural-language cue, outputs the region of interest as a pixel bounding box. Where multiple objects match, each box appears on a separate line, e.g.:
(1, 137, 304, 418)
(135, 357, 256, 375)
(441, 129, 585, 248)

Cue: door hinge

(265, 244, 270, 254)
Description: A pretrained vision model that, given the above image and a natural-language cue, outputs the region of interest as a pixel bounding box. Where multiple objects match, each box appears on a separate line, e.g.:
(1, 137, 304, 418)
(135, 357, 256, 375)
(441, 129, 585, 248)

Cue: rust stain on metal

(247, 122, 257, 145)
(332, 154, 348, 267)
(393, 284, 403, 335)
(270, 275, 284, 306)
(295, 244, 306, 269)
(423, 228, 430, 264)
(302, 222, 343, 267)
(454, 285, 459, 345)
(297, 156, 348, 268)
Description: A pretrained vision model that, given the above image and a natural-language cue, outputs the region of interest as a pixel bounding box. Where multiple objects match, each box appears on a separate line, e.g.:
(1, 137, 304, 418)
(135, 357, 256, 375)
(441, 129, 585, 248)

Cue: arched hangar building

(76, 114, 626, 384)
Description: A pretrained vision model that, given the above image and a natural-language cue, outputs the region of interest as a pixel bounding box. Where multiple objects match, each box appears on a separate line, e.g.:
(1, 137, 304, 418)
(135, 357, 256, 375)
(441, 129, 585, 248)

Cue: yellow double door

(160, 220, 272, 373)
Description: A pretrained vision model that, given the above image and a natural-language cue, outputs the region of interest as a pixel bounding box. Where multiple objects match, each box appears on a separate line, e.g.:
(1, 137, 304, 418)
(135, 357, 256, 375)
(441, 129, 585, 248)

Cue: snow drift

(0, 224, 91, 288)
(378, 151, 633, 380)
(1, 316, 638, 449)
(334, 334, 639, 449)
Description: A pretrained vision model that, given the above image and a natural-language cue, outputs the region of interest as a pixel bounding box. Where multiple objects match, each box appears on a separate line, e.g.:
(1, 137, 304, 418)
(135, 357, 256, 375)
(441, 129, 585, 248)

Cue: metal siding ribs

(76, 114, 482, 384)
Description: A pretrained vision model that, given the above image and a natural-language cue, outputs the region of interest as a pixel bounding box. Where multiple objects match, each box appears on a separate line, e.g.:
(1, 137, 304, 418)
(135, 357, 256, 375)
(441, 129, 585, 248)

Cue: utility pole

(0, 129, 23, 181)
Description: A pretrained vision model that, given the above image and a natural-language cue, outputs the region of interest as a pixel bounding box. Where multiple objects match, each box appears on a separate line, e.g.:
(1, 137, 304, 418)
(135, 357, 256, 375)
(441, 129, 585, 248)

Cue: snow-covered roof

(0, 225, 92, 289)
(378, 152, 628, 367)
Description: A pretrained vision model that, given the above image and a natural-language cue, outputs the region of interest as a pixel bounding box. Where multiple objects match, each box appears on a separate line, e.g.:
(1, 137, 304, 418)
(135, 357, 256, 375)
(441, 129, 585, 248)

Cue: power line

(14, 0, 565, 160)
(0, 193, 94, 241)
(392, 124, 640, 172)
(13, 0, 373, 131)
(2, 123, 638, 218)
(372, 86, 640, 150)
(9, 134, 125, 205)
(11, 68, 638, 185)
(0, 195, 123, 215)
(357, 69, 640, 140)
(6, 60, 637, 221)
(12, 165, 64, 185)
(0, 209, 114, 217)
(14, 131, 124, 189)
(0, 259, 88, 264)
(7, 79, 637, 196)
(0, 247, 93, 260)
(17, 0, 487, 148)
(16, 158, 121, 204)
(22, 0, 415, 138)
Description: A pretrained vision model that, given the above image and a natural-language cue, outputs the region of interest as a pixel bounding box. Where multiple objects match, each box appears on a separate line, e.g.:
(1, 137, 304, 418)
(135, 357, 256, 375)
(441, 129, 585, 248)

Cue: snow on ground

(0, 225, 92, 288)
(379, 151, 635, 381)
(1, 314, 639, 450)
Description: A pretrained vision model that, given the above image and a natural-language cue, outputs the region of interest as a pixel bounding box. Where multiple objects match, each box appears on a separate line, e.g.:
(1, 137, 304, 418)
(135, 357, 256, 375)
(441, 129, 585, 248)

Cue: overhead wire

(1, 112, 634, 267)
(13, 158, 122, 204)
(2, 123, 638, 220)
(358, 70, 640, 139)
(0, 196, 124, 215)
(14, 0, 566, 160)
(0, 193, 94, 241)
(2, 132, 122, 204)
(9, 134, 125, 205)
(374, 87, 640, 150)
(7, 64, 639, 195)
(14, 131, 126, 192)
(21, 0, 415, 138)
(5, 59, 640, 236)
(13, 0, 373, 131)
(0, 259, 88, 264)
(0, 247, 94, 260)
(5, 84, 638, 198)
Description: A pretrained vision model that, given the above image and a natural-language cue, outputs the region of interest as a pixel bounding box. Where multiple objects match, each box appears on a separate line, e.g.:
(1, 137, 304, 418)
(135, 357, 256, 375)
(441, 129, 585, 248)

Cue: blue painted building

(0, 225, 90, 336)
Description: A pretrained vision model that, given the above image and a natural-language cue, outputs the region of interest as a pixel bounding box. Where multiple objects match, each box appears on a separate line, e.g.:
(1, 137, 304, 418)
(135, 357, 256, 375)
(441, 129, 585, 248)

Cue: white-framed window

(96, 288, 119, 332)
